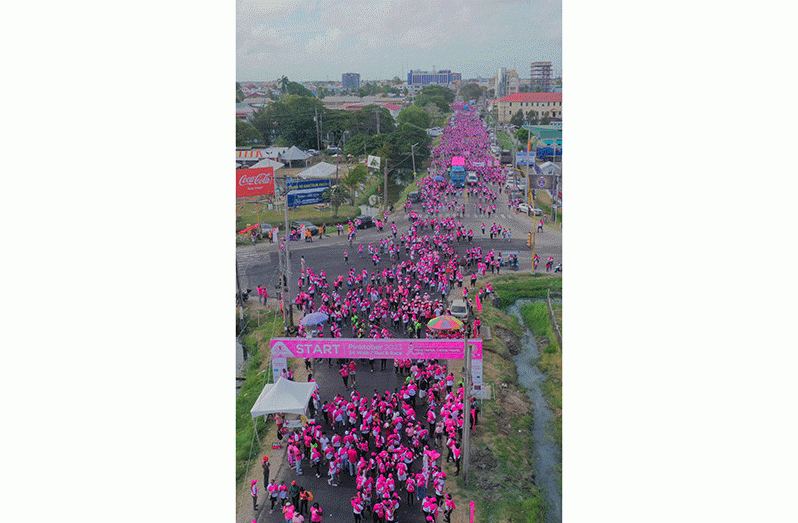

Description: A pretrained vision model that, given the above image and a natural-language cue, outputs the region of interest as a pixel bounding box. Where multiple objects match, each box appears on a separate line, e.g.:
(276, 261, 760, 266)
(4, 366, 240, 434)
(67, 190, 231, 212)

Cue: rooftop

(497, 92, 562, 103)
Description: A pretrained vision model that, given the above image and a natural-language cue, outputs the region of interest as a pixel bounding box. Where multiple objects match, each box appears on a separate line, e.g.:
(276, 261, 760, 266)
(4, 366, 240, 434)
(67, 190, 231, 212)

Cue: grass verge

(491, 275, 562, 308)
(445, 296, 548, 523)
(519, 302, 562, 449)
(235, 310, 286, 481)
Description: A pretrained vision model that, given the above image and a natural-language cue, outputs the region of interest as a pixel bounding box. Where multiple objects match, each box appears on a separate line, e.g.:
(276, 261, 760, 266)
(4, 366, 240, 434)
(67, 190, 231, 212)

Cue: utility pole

(463, 339, 472, 482)
(376, 107, 380, 135)
(235, 263, 245, 330)
(278, 175, 294, 331)
(314, 107, 320, 151)
(381, 157, 388, 215)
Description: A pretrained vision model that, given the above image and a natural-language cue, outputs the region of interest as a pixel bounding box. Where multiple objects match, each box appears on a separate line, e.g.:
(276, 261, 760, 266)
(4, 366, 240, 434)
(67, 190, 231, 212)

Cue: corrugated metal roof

(497, 92, 562, 103)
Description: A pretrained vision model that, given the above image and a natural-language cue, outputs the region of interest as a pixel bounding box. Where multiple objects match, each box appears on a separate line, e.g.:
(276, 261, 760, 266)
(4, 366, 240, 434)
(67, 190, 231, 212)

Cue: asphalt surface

(240, 185, 562, 523)
(253, 362, 444, 523)
(237, 189, 562, 306)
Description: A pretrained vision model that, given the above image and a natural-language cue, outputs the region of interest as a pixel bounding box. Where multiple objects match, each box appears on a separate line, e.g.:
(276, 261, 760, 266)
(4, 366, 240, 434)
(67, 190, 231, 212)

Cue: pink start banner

(270, 337, 482, 360)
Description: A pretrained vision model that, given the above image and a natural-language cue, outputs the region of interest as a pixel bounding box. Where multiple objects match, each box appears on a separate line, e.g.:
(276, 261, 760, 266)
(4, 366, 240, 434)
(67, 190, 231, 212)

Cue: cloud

(305, 27, 343, 56)
(237, 0, 562, 80)
(239, 0, 303, 17)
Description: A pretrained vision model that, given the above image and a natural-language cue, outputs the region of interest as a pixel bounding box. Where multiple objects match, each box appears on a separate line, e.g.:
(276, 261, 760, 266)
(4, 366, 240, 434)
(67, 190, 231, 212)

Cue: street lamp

(410, 142, 419, 178)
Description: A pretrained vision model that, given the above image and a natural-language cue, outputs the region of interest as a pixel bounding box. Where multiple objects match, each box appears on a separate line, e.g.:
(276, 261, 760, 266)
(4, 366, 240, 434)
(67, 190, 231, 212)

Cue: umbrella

(427, 315, 463, 331)
(433, 175, 445, 182)
(300, 311, 329, 326)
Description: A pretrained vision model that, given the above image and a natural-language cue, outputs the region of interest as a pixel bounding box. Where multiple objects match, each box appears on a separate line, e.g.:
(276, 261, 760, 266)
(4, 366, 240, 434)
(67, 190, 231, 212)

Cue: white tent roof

(250, 158, 285, 170)
(296, 161, 337, 179)
(280, 145, 311, 161)
(250, 377, 318, 418)
(539, 161, 561, 173)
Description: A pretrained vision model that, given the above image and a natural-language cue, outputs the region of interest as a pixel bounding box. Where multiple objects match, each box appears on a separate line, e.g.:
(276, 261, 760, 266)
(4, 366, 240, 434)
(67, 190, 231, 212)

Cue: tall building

(496, 68, 507, 98)
(407, 69, 461, 88)
(530, 62, 553, 92)
(342, 73, 360, 90)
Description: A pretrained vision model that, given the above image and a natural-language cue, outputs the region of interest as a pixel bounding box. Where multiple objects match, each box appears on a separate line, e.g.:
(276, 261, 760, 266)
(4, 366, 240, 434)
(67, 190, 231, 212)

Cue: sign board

(287, 187, 326, 207)
(534, 175, 554, 189)
(515, 151, 534, 165)
(287, 178, 331, 190)
(367, 155, 381, 169)
(271, 356, 287, 378)
(236, 167, 275, 198)
(270, 337, 482, 360)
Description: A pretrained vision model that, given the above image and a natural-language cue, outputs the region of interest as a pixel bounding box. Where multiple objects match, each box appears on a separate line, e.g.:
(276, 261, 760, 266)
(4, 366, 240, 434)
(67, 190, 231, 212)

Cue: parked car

(291, 220, 319, 235)
(518, 203, 543, 215)
(450, 299, 469, 320)
(407, 191, 421, 203)
(354, 215, 374, 229)
(306, 149, 319, 156)
(259, 222, 277, 236)
(509, 189, 520, 200)
(466, 172, 478, 185)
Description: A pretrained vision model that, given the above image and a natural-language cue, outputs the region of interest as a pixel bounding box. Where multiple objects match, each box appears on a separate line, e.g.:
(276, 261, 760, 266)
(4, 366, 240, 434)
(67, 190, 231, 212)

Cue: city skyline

(237, 0, 562, 83)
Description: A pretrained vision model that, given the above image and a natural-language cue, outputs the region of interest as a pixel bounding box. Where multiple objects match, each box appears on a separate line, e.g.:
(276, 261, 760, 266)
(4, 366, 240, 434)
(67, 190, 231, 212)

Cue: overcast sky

(237, 0, 561, 83)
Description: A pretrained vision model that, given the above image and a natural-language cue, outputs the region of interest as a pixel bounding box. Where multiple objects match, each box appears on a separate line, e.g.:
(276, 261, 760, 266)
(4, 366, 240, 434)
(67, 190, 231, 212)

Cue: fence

(546, 289, 562, 349)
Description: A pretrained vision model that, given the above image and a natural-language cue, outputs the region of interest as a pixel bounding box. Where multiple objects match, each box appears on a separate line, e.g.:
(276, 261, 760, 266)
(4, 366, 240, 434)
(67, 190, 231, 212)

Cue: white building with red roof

(495, 92, 563, 123)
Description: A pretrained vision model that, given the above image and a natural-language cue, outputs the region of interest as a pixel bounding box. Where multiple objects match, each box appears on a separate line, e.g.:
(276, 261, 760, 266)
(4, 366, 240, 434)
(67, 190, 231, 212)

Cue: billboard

(287, 178, 331, 190)
(515, 151, 534, 165)
(236, 167, 275, 197)
(287, 187, 326, 207)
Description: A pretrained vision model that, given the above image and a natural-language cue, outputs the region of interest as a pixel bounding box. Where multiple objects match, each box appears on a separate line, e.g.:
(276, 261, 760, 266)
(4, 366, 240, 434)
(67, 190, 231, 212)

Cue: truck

(450, 156, 466, 187)
(500, 150, 513, 165)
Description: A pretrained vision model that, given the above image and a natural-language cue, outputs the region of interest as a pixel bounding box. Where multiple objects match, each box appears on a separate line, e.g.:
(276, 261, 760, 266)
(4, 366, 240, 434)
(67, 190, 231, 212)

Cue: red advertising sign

(236, 167, 275, 197)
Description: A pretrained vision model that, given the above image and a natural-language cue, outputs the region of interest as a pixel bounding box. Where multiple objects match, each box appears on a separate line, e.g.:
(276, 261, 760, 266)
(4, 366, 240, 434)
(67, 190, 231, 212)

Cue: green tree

(237, 119, 264, 147)
(415, 84, 455, 113)
(236, 82, 244, 102)
(343, 164, 368, 200)
(515, 128, 530, 144)
(421, 103, 445, 128)
(280, 76, 289, 94)
(510, 109, 525, 127)
(251, 95, 325, 149)
(386, 123, 430, 171)
(397, 105, 431, 130)
(321, 184, 349, 217)
(286, 81, 315, 97)
(526, 110, 539, 125)
(540, 114, 551, 125)
(459, 83, 483, 102)
(343, 134, 385, 159)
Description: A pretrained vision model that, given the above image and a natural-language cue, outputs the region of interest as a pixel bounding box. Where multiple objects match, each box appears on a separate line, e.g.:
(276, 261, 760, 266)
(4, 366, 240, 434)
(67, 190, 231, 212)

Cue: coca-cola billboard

(236, 167, 275, 197)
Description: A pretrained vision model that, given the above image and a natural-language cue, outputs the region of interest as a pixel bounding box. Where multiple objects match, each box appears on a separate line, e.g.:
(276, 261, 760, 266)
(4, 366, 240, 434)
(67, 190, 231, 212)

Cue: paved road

(239, 181, 562, 523)
(236, 188, 562, 304)
(253, 361, 442, 523)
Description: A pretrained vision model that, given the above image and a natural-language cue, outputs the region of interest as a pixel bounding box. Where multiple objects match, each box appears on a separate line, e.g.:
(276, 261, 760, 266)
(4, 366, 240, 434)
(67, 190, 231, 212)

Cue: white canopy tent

(295, 161, 337, 180)
(249, 377, 318, 441)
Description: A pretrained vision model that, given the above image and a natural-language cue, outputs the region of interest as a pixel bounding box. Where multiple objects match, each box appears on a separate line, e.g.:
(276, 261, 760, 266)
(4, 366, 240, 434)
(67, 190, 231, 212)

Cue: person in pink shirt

(310, 503, 323, 523)
(282, 503, 295, 523)
(405, 474, 416, 506)
(251, 480, 258, 511)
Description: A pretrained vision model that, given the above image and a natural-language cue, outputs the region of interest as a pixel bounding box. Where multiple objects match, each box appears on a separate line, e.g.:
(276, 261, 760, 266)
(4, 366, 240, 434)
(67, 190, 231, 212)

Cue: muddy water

(507, 299, 562, 523)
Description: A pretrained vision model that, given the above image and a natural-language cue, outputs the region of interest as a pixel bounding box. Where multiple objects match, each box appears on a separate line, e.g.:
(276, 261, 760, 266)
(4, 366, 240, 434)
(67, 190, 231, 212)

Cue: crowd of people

(248, 104, 557, 523)
(256, 356, 473, 523)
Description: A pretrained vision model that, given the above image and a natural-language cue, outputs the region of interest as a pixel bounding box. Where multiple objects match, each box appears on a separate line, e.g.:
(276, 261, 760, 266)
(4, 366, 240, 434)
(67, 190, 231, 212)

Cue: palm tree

(280, 76, 289, 95)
